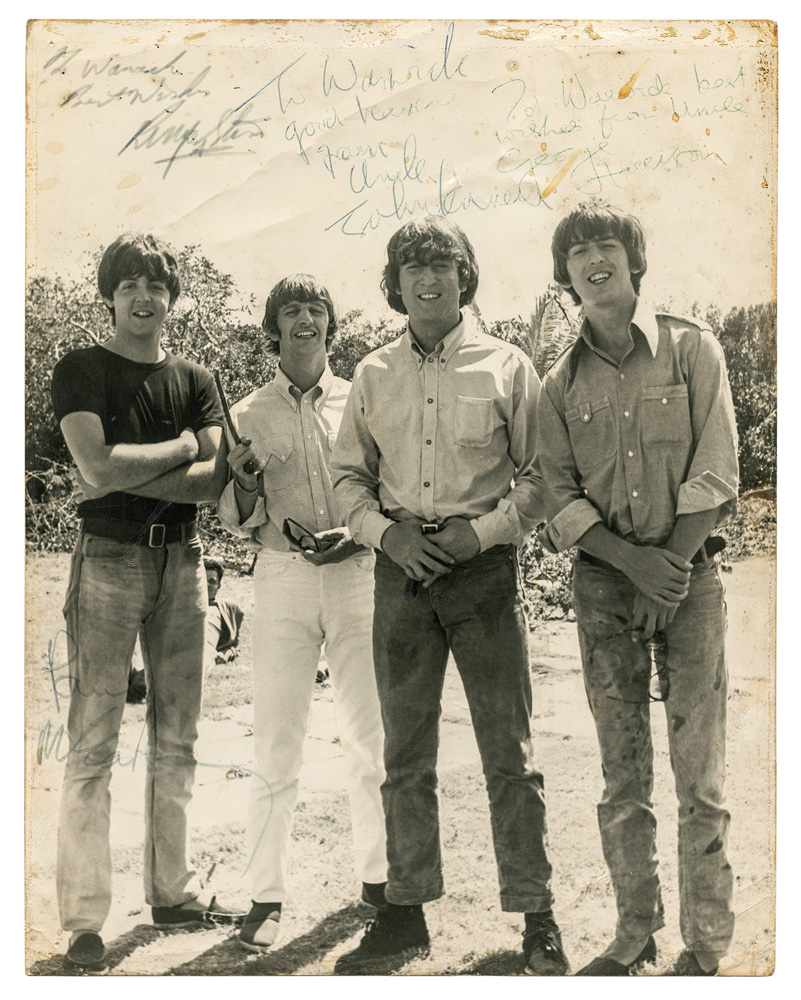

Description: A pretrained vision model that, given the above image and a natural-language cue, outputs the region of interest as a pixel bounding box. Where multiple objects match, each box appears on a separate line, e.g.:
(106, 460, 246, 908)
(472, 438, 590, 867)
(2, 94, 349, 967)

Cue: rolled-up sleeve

(330, 369, 395, 550)
(217, 478, 268, 539)
(472, 357, 545, 551)
(535, 372, 603, 552)
(676, 330, 739, 522)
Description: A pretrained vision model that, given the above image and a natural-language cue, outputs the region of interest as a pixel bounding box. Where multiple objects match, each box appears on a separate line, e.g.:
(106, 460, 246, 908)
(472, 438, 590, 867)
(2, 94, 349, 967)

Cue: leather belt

(81, 517, 198, 548)
(577, 536, 724, 573)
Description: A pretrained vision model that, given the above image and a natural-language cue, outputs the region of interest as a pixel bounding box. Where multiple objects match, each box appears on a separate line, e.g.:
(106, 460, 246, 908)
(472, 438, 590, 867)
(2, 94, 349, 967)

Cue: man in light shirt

(217, 274, 387, 953)
(330, 218, 567, 976)
(537, 201, 739, 976)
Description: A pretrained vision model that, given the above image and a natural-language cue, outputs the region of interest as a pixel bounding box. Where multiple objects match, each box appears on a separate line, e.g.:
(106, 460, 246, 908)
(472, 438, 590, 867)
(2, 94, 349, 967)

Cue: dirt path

(25, 555, 775, 976)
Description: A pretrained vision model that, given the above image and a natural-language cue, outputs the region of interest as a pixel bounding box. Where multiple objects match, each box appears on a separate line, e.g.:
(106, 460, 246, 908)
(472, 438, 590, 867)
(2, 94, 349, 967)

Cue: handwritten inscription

(46, 28, 750, 233)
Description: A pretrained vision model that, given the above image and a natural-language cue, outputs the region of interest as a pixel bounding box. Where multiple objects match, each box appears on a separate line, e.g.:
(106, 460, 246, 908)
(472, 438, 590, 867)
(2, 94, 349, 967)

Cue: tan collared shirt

(217, 365, 350, 551)
(330, 313, 543, 552)
(537, 301, 739, 551)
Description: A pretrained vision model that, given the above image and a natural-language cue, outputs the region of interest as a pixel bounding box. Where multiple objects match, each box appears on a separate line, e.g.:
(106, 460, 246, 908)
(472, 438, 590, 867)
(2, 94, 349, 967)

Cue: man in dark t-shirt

(49, 234, 235, 972)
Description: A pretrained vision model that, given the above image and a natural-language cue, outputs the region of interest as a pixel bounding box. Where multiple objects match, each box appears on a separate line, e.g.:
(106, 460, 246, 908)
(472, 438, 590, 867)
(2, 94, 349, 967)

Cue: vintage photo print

(25, 19, 777, 977)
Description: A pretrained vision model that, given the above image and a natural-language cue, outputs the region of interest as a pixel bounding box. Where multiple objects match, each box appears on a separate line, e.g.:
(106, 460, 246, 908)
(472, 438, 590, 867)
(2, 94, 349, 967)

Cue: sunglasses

(282, 518, 334, 552)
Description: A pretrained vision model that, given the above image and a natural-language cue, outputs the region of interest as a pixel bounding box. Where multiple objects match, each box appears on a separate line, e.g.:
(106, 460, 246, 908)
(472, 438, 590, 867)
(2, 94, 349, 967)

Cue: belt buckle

(148, 523, 167, 548)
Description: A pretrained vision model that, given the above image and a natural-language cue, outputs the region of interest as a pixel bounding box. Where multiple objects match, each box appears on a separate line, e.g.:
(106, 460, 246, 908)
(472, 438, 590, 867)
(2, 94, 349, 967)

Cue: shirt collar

(570, 297, 660, 376)
(274, 363, 333, 409)
(404, 314, 467, 368)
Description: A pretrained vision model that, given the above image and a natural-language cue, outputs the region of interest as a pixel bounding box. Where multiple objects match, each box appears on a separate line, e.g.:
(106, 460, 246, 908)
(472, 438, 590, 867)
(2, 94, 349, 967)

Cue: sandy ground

(24, 553, 775, 976)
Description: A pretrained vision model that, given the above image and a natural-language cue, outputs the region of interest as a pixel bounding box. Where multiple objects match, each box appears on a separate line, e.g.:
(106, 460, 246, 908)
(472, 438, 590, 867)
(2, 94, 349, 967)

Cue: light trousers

(247, 548, 387, 903)
(57, 532, 206, 933)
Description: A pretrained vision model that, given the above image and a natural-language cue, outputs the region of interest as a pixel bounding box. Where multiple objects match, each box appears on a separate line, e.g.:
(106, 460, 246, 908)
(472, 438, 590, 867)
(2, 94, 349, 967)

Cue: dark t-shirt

(52, 345, 223, 524)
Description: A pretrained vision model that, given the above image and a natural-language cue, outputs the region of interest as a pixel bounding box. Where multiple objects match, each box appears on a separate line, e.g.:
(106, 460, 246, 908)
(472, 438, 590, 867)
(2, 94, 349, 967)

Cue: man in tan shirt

(331, 218, 568, 977)
(537, 200, 739, 976)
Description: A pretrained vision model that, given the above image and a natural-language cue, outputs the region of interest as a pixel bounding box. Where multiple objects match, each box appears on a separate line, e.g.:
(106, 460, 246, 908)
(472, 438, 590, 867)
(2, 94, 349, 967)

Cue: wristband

(234, 477, 258, 495)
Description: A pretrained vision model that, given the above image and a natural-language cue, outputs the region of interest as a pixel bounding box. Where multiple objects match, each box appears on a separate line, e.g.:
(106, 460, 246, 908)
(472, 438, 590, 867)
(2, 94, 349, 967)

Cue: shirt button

(582, 414, 590, 422)
(307, 433, 312, 439)
(424, 481, 430, 488)
(632, 490, 638, 498)
(427, 398, 434, 404)
(662, 398, 668, 404)
(624, 410, 630, 418)
(426, 439, 432, 445)
(628, 450, 634, 458)
(312, 471, 318, 477)
(427, 358, 433, 363)
(619, 373, 625, 379)
(319, 510, 324, 515)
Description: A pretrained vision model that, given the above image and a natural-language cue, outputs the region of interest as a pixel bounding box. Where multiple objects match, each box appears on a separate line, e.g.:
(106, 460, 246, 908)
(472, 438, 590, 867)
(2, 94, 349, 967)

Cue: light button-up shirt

(537, 301, 739, 551)
(217, 365, 350, 552)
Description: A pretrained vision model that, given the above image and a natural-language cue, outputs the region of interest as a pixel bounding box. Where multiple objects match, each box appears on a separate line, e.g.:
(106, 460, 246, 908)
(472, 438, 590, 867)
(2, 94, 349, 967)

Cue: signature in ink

(119, 99, 269, 179)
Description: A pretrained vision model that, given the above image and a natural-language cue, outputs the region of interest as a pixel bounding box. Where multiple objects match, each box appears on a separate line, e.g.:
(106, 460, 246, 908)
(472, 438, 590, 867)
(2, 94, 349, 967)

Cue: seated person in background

(203, 556, 244, 666)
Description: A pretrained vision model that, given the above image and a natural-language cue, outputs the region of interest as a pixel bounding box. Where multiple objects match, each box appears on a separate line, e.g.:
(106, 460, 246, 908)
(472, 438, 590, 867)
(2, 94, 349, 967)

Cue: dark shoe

(576, 936, 657, 976)
(238, 902, 282, 953)
(334, 904, 430, 975)
(152, 894, 246, 929)
(361, 881, 387, 908)
(670, 950, 718, 976)
(65, 931, 106, 972)
(522, 914, 569, 976)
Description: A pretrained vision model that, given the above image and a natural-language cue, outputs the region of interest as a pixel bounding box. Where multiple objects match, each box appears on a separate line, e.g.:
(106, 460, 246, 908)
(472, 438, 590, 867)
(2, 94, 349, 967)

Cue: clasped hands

(381, 516, 480, 587)
(626, 546, 694, 640)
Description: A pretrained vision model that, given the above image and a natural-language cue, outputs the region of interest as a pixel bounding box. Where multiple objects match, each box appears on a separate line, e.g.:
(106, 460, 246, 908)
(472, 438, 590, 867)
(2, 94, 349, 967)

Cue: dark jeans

(373, 547, 554, 912)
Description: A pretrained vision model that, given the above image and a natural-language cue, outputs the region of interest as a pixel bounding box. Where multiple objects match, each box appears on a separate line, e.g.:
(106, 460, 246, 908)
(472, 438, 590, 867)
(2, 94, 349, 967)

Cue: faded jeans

(373, 547, 554, 913)
(247, 549, 387, 903)
(57, 532, 207, 933)
(572, 557, 734, 967)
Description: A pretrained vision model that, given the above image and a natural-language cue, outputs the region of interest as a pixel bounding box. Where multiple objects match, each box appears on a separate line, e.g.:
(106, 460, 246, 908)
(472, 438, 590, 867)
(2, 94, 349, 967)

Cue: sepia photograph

(24, 16, 777, 978)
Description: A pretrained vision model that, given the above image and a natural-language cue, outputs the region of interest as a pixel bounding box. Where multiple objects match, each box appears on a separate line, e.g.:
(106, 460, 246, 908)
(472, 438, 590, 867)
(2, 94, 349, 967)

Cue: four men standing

(49, 205, 738, 976)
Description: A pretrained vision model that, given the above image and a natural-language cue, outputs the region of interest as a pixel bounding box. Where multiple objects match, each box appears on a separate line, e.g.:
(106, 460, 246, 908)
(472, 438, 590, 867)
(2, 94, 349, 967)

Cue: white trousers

(247, 548, 387, 903)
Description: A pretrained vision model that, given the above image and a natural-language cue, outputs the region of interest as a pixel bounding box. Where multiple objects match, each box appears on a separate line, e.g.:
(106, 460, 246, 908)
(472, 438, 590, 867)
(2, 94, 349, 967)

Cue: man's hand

(381, 520, 455, 583)
(301, 528, 365, 566)
(226, 438, 264, 494)
(70, 465, 114, 503)
(623, 546, 692, 606)
(429, 517, 480, 565)
(632, 592, 681, 640)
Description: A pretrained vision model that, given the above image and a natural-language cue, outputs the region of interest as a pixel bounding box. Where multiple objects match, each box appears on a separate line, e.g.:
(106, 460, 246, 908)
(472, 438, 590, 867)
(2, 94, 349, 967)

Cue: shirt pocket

(565, 396, 617, 470)
(259, 435, 296, 493)
(455, 396, 494, 448)
(640, 384, 691, 444)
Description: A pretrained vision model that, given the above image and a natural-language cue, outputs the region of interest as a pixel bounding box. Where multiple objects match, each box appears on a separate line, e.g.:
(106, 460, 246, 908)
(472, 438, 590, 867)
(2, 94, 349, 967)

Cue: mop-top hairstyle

(260, 274, 338, 358)
(97, 233, 181, 322)
(551, 201, 647, 305)
(381, 217, 479, 315)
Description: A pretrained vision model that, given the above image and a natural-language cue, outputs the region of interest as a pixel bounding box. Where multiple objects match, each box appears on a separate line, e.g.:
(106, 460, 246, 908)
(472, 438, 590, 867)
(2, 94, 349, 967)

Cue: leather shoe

(65, 931, 106, 972)
(238, 902, 282, 953)
(522, 914, 569, 976)
(576, 936, 657, 976)
(152, 894, 246, 929)
(335, 904, 429, 975)
(670, 950, 718, 976)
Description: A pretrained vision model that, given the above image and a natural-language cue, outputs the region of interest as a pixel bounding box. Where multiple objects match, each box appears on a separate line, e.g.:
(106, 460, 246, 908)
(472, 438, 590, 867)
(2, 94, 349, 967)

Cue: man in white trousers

(218, 274, 387, 952)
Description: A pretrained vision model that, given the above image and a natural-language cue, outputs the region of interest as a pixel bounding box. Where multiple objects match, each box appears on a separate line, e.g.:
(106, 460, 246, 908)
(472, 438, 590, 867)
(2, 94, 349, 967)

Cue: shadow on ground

(168, 901, 369, 975)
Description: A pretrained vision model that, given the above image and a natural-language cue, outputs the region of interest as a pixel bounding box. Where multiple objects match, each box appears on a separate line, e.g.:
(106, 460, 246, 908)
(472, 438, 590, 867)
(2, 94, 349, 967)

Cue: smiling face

(397, 255, 466, 340)
(563, 236, 636, 309)
(104, 274, 171, 343)
(269, 298, 330, 368)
